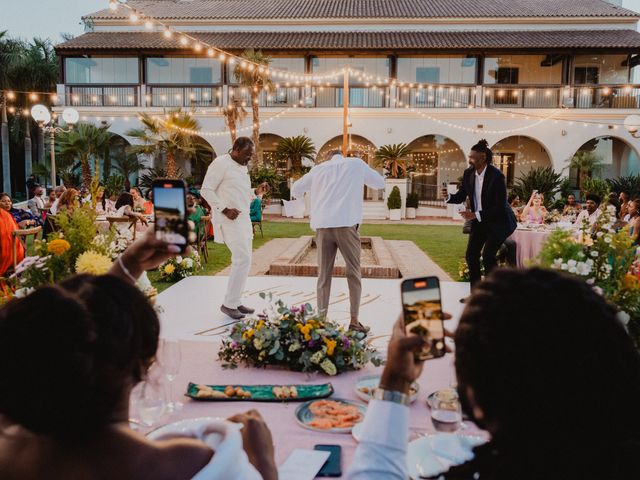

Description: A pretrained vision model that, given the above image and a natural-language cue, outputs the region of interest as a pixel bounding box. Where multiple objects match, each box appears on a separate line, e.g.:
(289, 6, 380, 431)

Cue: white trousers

(220, 223, 253, 309)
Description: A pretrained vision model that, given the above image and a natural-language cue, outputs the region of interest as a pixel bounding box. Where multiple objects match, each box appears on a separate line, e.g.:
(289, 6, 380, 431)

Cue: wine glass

(430, 388, 463, 433)
(130, 377, 166, 427)
(159, 339, 183, 412)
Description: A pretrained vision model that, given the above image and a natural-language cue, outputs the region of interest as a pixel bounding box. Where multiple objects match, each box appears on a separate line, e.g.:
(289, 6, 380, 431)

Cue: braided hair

(471, 139, 493, 164)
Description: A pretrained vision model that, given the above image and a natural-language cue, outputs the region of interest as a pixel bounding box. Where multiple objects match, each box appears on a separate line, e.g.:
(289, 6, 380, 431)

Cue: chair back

(12, 226, 43, 270)
(106, 216, 138, 240)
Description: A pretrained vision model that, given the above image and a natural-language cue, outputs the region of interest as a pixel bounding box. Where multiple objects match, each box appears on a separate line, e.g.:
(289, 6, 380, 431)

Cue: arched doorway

(259, 133, 286, 174)
(491, 136, 552, 187)
(105, 133, 132, 188)
(316, 134, 381, 200)
(570, 136, 640, 186)
(188, 136, 216, 186)
(406, 135, 466, 201)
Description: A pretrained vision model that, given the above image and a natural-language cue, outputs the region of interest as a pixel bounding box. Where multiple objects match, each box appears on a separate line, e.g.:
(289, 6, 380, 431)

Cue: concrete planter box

(389, 209, 402, 221)
(384, 178, 409, 219)
(406, 207, 417, 219)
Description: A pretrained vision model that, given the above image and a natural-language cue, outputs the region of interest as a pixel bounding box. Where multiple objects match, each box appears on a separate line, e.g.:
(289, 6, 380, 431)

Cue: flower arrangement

(218, 295, 383, 375)
(75, 251, 113, 275)
(538, 207, 640, 347)
(158, 251, 202, 282)
(544, 209, 562, 225)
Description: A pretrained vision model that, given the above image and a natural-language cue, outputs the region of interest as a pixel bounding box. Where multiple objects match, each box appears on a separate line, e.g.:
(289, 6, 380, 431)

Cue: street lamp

(624, 114, 640, 138)
(31, 105, 79, 188)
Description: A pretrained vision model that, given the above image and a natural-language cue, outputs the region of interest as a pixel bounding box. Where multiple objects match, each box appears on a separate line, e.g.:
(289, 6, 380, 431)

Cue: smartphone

(314, 444, 342, 477)
(152, 179, 189, 252)
(401, 276, 446, 361)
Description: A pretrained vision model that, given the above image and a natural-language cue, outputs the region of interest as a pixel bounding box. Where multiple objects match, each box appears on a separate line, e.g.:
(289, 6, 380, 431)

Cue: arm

(363, 163, 385, 190)
(446, 173, 468, 205)
(291, 171, 312, 199)
(200, 159, 227, 214)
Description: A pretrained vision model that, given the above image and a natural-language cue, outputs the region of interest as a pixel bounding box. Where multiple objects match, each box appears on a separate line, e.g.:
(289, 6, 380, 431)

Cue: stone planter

(384, 178, 409, 219)
(406, 207, 417, 219)
(389, 209, 402, 221)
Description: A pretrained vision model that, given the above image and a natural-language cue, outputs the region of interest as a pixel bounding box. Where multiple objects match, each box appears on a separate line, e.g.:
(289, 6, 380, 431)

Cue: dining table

(509, 226, 553, 267)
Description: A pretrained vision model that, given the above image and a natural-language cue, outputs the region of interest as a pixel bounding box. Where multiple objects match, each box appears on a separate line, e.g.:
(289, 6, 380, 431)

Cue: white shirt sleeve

(363, 163, 385, 190)
(475, 212, 482, 222)
(200, 159, 227, 213)
(291, 171, 312, 199)
(346, 400, 410, 480)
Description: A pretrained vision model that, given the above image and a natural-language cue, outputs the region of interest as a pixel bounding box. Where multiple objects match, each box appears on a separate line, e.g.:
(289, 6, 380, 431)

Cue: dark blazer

(447, 164, 517, 239)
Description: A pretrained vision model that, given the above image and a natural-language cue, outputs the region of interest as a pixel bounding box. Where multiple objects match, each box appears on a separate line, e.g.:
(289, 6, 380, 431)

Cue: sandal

(349, 321, 370, 334)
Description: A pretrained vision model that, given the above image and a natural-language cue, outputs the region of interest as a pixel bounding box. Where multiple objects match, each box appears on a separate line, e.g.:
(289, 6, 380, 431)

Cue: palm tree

(115, 153, 147, 190)
(223, 97, 248, 144)
(56, 122, 112, 188)
(126, 109, 211, 178)
(234, 49, 273, 164)
(568, 151, 603, 195)
(375, 143, 413, 179)
(276, 135, 316, 174)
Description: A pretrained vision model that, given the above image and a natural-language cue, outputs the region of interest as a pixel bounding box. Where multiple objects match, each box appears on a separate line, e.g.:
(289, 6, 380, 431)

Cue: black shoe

(221, 305, 245, 320)
(237, 305, 255, 315)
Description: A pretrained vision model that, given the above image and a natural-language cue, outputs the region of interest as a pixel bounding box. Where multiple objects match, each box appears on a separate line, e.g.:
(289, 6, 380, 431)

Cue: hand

(109, 228, 189, 282)
(138, 214, 148, 226)
(460, 210, 476, 221)
(222, 208, 241, 220)
(256, 182, 270, 196)
(441, 188, 448, 199)
(228, 410, 277, 480)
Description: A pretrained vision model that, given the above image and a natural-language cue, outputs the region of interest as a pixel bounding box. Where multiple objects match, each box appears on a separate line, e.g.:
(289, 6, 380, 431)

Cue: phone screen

(314, 444, 342, 477)
(401, 277, 446, 360)
(153, 179, 188, 251)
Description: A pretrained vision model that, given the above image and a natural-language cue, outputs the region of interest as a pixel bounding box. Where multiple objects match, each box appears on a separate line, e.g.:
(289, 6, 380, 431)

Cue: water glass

(159, 339, 183, 412)
(430, 388, 463, 433)
(130, 378, 166, 427)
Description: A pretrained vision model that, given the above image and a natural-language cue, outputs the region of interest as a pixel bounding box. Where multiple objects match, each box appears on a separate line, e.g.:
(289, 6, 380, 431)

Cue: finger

(444, 328, 455, 338)
(392, 315, 406, 338)
(442, 312, 453, 320)
(227, 414, 248, 424)
(397, 334, 426, 352)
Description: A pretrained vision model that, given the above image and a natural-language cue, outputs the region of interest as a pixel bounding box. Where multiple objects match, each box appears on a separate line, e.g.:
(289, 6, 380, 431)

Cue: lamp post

(30, 105, 79, 189)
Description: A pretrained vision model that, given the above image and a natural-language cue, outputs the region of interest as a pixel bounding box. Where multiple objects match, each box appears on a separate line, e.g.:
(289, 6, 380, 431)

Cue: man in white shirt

(201, 137, 269, 320)
(48, 186, 66, 215)
(291, 150, 385, 332)
(574, 194, 602, 229)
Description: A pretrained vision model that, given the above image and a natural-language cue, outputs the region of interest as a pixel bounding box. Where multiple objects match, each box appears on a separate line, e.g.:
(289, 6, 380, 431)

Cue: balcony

(313, 86, 389, 108)
(146, 85, 223, 108)
(483, 85, 640, 109)
(398, 85, 476, 108)
(65, 85, 139, 107)
(230, 86, 305, 108)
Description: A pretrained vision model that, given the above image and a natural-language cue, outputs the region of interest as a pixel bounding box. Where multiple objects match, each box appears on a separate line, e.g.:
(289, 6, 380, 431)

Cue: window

(146, 58, 221, 84)
(574, 67, 599, 85)
(189, 67, 213, 84)
(397, 56, 476, 84)
(65, 57, 139, 84)
(411, 152, 438, 201)
(416, 67, 440, 84)
(496, 68, 519, 84)
(494, 153, 515, 186)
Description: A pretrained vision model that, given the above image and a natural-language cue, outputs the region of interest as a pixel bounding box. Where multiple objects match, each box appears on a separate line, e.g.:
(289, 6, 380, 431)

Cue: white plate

(146, 416, 229, 445)
(351, 421, 364, 442)
(295, 398, 367, 434)
(406, 433, 487, 479)
(354, 375, 419, 404)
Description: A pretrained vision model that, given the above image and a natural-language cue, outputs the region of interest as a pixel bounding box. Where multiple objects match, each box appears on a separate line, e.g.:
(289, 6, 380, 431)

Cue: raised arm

(291, 171, 313, 199)
(363, 162, 385, 190)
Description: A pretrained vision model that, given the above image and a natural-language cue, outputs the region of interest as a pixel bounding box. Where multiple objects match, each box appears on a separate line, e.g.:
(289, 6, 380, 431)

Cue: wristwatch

(373, 388, 410, 406)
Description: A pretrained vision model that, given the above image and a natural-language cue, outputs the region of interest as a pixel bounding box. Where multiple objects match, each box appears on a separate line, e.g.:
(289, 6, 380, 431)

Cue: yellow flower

(623, 274, 640, 291)
(256, 320, 265, 330)
(299, 324, 313, 341)
(75, 251, 113, 275)
(242, 328, 255, 340)
(164, 264, 176, 275)
(47, 239, 71, 256)
(323, 338, 337, 356)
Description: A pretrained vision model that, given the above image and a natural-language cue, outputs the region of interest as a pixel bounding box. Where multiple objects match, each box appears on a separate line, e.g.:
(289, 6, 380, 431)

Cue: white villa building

(54, 0, 640, 217)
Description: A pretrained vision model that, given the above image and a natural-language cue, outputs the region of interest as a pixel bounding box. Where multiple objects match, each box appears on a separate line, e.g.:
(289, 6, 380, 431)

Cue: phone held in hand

(152, 179, 189, 253)
(314, 444, 342, 477)
(401, 276, 446, 361)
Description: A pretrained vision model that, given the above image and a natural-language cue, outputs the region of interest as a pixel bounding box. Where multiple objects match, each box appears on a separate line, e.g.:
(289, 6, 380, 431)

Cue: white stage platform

(156, 276, 470, 344)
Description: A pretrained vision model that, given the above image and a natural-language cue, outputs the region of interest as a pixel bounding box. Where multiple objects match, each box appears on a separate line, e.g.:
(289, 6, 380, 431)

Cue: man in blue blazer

(443, 139, 517, 287)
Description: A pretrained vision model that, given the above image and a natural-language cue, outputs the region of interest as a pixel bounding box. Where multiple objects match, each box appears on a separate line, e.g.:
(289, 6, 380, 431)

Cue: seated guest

(348, 268, 640, 480)
(130, 187, 146, 212)
(187, 193, 207, 238)
(250, 196, 263, 223)
(27, 185, 46, 219)
(521, 192, 548, 224)
(0, 230, 277, 480)
(56, 188, 79, 214)
(48, 186, 66, 215)
(0, 194, 25, 275)
(619, 191, 631, 221)
(574, 194, 602, 228)
(94, 186, 116, 215)
(627, 198, 640, 244)
(608, 192, 621, 219)
(45, 189, 57, 210)
(0, 193, 41, 228)
(143, 189, 154, 215)
(562, 194, 581, 216)
(114, 192, 148, 229)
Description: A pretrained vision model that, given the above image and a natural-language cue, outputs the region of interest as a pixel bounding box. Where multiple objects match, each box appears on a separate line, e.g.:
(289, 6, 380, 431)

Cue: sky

(0, 0, 105, 43)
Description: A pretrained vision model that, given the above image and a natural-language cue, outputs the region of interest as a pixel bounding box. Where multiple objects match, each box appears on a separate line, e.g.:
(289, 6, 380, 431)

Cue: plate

(146, 416, 229, 442)
(186, 382, 333, 402)
(295, 398, 367, 434)
(407, 433, 487, 479)
(351, 421, 364, 442)
(354, 375, 419, 404)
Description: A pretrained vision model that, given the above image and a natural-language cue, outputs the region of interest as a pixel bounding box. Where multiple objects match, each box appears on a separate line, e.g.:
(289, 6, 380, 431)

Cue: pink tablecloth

(510, 228, 552, 267)
(141, 339, 459, 477)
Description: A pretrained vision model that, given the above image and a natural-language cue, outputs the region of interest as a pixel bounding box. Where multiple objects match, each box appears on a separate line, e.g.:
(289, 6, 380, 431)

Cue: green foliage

(275, 135, 316, 173)
(607, 175, 640, 198)
(406, 192, 420, 209)
(568, 151, 604, 197)
(115, 153, 147, 190)
(511, 167, 564, 207)
(104, 174, 126, 198)
(51, 205, 100, 267)
(249, 166, 285, 198)
(56, 122, 112, 188)
(538, 229, 585, 267)
(559, 177, 573, 199)
(138, 167, 184, 190)
(375, 143, 413, 179)
(581, 177, 609, 199)
(387, 186, 402, 210)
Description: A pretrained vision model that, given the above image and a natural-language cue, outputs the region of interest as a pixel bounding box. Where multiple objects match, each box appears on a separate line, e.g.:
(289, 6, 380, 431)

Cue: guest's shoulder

(488, 164, 504, 178)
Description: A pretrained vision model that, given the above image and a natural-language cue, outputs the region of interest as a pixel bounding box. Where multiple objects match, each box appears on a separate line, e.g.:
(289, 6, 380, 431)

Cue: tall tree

(375, 143, 413, 179)
(223, 97, 248, 145)
(126, 109, 212, 178)
(56, 122, 112, 189)
(115, 153, 147, 190)
(234, 49, 273, 165)
(276, 135, 316, 174)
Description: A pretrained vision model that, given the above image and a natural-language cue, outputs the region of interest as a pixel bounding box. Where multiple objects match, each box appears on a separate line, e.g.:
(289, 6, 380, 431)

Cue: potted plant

(387, 186, 402, 220)
(406, 192, 419, 219)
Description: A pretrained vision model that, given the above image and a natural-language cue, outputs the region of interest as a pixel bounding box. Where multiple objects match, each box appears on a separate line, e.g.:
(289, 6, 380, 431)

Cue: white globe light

(62, 108, 80, 125)
(623, 114, 640, 136)
(30, 104, 51, 124)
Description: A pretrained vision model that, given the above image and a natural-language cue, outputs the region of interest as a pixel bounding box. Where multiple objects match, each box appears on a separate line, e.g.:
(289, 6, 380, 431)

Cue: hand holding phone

(153, 179, 189, 253)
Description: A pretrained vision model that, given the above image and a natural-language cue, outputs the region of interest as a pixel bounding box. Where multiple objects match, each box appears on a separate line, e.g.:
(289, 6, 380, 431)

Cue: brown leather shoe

(221, 305, 245, 320)
(237, 305, 255, 315)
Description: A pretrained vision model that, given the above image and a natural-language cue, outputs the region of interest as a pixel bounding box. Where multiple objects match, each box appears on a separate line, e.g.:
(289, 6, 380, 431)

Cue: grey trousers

(316, 226, 361, 319)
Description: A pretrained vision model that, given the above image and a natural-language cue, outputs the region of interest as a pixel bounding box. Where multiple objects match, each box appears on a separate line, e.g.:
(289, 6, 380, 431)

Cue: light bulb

(109, 1, 118, 11)
(130, 13, 138, 23)
(163, 28, 172, 38)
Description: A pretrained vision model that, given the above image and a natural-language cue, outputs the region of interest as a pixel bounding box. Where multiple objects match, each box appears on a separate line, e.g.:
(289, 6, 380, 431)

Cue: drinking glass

(430, 388, 463, 433)
(160, 339, 183, 412)
(130, 378, 166, 427)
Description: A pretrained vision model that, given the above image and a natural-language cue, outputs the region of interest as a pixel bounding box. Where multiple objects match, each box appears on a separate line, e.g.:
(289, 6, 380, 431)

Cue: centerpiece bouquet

(538, 206, 640, 347)
(219, 295, 383, 375)
(157, 251, 202, 282)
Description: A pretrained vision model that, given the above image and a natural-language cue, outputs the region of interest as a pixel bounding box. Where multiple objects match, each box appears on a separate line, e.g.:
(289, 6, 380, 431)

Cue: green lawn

(149, 221, 467, 292)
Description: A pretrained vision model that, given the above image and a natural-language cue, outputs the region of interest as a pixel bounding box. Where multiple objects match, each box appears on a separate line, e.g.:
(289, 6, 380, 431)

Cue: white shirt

(473, 166, 486, 222)
(347, 400, 410, 480)
(200, 154, 256, 241)
(49, 198, 60, 215)
(574, 208, 601, 227)
(291, 155, 385, 230)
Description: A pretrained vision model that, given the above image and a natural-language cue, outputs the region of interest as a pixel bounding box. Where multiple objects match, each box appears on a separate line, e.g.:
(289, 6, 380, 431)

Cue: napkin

(429, 433, 477, 464)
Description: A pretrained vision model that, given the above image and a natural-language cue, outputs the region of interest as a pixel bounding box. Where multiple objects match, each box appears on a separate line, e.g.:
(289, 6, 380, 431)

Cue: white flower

(591, 251, 599, 258)
(552, 258, 563, 269)
(592, 286, 604, 296)
(567, 259, 577, 268)
(568, 266, 577, 274)
(14, 287, 34, 298)
(182, 258, 193, 269)
(576, 263, 592, 276)
(561, 263, 568, 271)
(596, 231, 604, 238)
(604, 236, 612, 244)
(175, 256, 183, 264)
(586, 278, 595, 285)
(617, 311, 631, 326)
(586, 259, 594, 266)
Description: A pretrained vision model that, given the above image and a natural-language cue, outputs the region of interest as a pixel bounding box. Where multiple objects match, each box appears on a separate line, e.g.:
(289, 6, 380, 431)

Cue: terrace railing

(146, 85, 223, 108)
(397, 85, 476, 108)
(65, 85, 139, 107)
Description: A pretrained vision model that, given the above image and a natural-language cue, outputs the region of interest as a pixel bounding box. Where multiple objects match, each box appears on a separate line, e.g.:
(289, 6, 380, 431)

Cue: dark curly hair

(455, 268, 640, 478)
(0, 275, 159, 440)
(471, 139, 493, 165)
